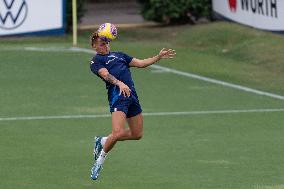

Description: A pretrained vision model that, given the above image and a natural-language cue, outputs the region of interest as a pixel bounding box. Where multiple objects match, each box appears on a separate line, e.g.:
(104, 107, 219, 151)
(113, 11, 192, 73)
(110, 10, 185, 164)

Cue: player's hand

(117, 81, 131, 97)
(158, 48, 176, 59)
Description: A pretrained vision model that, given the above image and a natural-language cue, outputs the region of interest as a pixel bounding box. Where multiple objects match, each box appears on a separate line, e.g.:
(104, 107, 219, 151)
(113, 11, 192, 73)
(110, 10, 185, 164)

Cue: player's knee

(112, 130, 126, 141)
(133, 132, 143, 140)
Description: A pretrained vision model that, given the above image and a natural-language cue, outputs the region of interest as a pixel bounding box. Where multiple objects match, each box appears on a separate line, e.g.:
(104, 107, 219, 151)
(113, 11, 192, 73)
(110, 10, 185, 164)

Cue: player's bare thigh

(111, 111, 127, 134)
(127, 113, 143, 140)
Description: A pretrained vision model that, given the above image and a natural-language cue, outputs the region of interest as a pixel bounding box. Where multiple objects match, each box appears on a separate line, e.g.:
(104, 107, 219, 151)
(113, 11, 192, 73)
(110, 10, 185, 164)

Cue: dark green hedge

(138, 0, 212, 24)
(66, 0, 86, 31)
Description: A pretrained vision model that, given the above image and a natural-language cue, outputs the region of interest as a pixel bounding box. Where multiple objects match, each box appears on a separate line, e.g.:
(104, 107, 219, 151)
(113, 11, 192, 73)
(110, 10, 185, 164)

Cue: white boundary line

(71, 47, 284, 100)
(1, 108, 284, 121)
(151, 64, 284, 100)
(22, 46, 284, 100)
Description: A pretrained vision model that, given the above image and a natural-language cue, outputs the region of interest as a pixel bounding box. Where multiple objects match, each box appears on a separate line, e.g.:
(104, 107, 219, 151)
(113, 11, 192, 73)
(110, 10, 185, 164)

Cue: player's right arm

(98, 68, 131, 97)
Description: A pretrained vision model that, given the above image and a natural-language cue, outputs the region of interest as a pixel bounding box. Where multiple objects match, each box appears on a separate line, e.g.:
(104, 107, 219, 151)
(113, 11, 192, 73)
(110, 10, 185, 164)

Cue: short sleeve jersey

(90, 52, 138, 106)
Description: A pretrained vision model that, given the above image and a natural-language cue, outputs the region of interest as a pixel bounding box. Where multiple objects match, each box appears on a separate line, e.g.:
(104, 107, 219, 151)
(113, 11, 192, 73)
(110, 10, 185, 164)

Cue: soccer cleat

(94, 136, 103, 161)
(90, 162, 103, 180)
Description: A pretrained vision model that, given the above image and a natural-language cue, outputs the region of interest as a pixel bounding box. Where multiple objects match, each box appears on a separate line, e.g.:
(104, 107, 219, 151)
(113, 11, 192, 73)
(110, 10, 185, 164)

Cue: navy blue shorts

(110, 96, 142, 118)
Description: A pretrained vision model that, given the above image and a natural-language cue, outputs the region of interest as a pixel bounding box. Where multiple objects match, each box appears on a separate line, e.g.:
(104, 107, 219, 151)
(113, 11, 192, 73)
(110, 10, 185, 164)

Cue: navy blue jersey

(90, 52, 139, 106)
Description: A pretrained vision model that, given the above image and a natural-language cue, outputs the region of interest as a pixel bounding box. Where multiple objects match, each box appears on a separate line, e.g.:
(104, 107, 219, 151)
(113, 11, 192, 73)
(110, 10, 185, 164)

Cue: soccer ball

(97, 23, 117, 41)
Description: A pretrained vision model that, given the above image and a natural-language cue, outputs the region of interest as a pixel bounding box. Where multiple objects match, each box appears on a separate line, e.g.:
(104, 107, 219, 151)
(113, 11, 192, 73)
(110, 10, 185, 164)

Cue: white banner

(0, 0, 65, 36)
(212, 0, 284, 31)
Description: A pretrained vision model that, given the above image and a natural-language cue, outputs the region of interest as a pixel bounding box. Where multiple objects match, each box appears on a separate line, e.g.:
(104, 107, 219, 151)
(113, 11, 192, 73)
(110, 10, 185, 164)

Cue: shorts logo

(0, 0, 28, 30)
(114, 108, 117, 112)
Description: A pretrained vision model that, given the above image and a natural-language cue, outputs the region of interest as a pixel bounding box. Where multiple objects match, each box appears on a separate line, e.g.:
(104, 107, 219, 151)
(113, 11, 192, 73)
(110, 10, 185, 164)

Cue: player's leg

(100, 113, 143, 144)
(125, 98, 143, 140)
(93, 112, 142, 164)
(94, 112, 142, 161)
(126, 113, 143, 140)
(99, 97, 144, 144)
(91, 100, 142, 180)
(104, 111, 128, 152)
(102, 113, 143, 143)
(91, 111, 127, 180)
(112, 113, 143, 141)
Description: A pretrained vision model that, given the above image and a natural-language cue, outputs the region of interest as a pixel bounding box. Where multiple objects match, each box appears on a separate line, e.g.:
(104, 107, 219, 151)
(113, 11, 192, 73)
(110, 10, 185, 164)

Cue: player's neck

(97, 51, 110, 55)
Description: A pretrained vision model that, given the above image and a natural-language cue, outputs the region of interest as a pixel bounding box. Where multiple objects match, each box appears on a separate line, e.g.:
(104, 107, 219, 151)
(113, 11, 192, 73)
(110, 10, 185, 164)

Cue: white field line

(23, 47, 96, 54)
(150, 64, 284, 100)
(22, 46, 284, 101)
(1, 108, 284, 121)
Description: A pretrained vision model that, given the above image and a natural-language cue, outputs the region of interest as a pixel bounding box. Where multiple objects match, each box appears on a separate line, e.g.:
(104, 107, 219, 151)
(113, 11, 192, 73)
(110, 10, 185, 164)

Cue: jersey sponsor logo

(106, 54, 125, 64)
(106, 57, 116, 64)
(0, 0, 28, 30)
(108, 55, 117, 58)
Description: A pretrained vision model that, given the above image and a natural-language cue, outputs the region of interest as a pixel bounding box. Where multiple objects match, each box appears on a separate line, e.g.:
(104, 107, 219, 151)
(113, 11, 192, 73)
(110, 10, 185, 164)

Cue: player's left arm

(129, 48, 176, 68)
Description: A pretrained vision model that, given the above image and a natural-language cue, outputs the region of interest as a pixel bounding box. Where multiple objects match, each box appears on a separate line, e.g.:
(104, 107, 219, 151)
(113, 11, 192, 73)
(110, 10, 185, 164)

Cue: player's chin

(100, 50, 109, 55)
(105, 50, 110, 54)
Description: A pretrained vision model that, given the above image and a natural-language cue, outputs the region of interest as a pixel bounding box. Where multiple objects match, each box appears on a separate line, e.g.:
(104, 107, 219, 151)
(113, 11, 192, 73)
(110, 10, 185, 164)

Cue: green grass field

(1, 22, 284, 189)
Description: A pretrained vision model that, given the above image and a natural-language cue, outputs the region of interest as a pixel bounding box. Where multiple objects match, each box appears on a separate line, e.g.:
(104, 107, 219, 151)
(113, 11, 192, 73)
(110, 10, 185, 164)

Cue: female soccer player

(90, 32, 176, 180)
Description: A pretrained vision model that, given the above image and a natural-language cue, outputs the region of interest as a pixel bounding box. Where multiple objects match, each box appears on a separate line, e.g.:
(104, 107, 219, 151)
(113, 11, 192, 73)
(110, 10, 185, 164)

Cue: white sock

(97, 150, 107, 165)
(101, 137, 108, 147)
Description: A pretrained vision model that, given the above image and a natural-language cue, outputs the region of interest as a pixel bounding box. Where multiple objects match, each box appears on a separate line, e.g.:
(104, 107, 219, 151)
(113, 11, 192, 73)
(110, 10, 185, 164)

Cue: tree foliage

(138, 0, 212, 24)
